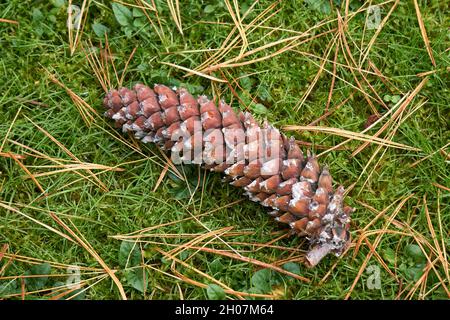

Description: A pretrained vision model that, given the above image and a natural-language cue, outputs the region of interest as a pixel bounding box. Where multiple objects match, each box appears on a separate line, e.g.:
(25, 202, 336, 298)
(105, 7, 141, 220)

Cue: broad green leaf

(251, 268, 272, 293)
(252, 103, 268, 115)
(124, 26, 134, 37)
(125, 268, 148, 293)
(0, 280, 19, 295)
(51, 0, 66, 8)
(132, 7, 145, 17)
(383, 94, 392, 102)
(204, 5, 215, 14)
(209, 258, 224, 274)
(391, 95, 401, 103)
(32, 8, 44, 22)
(382, 248, 396, 265)
(25, 263, 51, 291)
(404, 244, 426, 263)
(206, 284, 225, 300)
(282, 262, 301, 276)
(112, 3, 133, 27)
(133, 17, 146, 28)
(119, 241, 142, 267)
(405, 265, 425, 282)
(92, 23, 109, 38)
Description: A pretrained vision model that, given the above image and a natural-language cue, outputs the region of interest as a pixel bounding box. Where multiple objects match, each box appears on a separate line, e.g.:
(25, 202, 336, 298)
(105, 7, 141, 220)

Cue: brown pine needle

(413, 0, 436, 67)
(325, 42, 340, 112)
(345, 194, 414, 300)
(294, 35, 337, 112)
(0, 202, 74, 243)
(432, 183, 450, 192)
(360, 0, 400, 66)
(0, 105, 22, 153)
(351, 77, 428, 157)
(423, 195, 449, 284)
(8, 139, 107, 192)
(308, 94, 353, 126)
(0, 244, 8, 264)
(82, 42, 109, 93)
(156, 247, 245, 300)
(68, 0, 90, 55)
(368, 60, 403, 94)
(48, 212, 127, 300)
(224, 0, 248, 58)
(153, 162, 170, 192)
(46, 70, 98, 126)
(193, 0, 275, 74)
(23, 116, 108, 191)
(187, 246, 310, 283)
(283, 125, 420, 152)
(7, 152, 46, 195)
(118, 47, 137, 87)
(166, 0, 183, 35)
(0, 152, 26, 160)
(160, 61, 227, 83)
(0, 18, 18, 24)
(2, 251, 103, 272)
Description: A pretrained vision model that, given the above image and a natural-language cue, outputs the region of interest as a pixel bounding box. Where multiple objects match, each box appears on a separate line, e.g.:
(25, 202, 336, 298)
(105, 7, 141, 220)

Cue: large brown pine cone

(103, 83, 352, 266)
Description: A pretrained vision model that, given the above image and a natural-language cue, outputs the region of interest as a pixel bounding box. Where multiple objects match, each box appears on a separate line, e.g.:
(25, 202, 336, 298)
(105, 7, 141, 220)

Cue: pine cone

(103, 83, 353, 267)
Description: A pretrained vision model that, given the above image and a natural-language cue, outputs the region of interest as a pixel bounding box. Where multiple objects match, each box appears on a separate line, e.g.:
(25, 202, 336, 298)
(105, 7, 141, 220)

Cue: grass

(0, 0, 448, 300)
